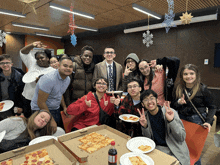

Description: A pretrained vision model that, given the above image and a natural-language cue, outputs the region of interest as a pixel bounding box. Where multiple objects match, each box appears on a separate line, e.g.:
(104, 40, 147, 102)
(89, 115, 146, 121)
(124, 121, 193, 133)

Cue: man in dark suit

(93, 46, 123, 91)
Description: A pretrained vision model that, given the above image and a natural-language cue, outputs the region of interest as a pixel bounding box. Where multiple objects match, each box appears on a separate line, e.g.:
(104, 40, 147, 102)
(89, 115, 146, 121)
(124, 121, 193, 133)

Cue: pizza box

(0, 139, 77, 165)
(58, 125, 179, 165)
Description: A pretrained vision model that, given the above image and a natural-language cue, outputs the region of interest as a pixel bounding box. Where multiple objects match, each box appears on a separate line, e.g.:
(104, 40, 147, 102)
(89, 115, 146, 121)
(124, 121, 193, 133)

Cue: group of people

(0, 41, 217, 165)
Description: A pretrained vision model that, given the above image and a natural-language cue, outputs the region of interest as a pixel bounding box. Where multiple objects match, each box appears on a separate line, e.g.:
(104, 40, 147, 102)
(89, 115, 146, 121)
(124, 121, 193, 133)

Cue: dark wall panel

(64, 20, 220, 87)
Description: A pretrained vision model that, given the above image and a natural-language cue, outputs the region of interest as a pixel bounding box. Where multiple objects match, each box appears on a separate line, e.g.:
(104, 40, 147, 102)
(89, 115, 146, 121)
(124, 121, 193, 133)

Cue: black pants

(22, 97, 32, 118)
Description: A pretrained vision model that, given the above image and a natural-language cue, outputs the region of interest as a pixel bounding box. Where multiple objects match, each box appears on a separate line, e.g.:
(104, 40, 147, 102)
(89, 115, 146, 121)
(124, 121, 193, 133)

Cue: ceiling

(0, 0, 220, 38)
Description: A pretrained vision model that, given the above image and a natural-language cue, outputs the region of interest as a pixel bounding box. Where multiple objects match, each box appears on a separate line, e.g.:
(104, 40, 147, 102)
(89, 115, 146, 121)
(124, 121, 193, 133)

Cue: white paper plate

(120, 152, 154, 165)
(22, 70, 40, 83)
(0, 100, 14, 112)
(126, 137, 156, 154)
(106, 91, 123, 94)
(119, 114, 139, 123)
(29, 136, 58, 146)
(0, 130, 6, 143)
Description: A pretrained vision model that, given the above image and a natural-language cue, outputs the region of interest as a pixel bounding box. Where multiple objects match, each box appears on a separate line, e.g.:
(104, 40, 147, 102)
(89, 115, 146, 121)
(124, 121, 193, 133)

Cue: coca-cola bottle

(108, 141, 117, 165)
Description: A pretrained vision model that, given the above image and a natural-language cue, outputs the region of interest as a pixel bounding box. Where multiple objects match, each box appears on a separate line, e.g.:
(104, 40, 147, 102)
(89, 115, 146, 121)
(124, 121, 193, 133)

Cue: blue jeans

(179, 113, 206, 165)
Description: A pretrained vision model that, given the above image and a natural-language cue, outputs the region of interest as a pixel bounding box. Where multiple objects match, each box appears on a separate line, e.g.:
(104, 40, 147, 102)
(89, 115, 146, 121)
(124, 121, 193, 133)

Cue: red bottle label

(108, 154, 117, 163)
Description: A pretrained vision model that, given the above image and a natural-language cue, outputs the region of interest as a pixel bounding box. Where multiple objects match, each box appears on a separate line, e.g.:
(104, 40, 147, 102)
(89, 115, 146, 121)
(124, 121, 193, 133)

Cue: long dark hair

(138, 59, 154, 89)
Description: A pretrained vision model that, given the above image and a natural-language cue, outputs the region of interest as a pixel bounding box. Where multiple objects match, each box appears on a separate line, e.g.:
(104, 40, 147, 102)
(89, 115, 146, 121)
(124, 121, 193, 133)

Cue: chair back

(181, 119, 208, 165)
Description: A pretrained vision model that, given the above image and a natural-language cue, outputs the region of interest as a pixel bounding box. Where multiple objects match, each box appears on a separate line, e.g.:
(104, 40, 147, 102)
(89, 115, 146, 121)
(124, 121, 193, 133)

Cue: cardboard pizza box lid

(58, 125, 179, 165)
(0, 139, 77, 165)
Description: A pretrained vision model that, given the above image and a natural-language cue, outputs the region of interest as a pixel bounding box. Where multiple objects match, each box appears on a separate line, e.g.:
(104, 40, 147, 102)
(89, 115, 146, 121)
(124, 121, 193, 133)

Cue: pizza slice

(0, 159, 13, 165)
(0, 102, 5, 111)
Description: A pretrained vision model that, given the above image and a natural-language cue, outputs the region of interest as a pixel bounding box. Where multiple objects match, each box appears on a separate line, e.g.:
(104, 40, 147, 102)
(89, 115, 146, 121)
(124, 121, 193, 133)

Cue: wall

(64, 20, 220, 87)
(5, 34, 25, 69)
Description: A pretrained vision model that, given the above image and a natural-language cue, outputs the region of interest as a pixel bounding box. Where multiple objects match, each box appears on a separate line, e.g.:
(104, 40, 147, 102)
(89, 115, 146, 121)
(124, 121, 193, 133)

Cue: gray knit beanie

(124, 53, 140, 66)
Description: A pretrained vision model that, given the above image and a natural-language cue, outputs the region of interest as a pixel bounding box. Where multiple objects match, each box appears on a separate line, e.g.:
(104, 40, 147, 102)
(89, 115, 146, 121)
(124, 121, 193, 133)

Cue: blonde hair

(27, 110, 53, 140)
(174, 64, 201, 100)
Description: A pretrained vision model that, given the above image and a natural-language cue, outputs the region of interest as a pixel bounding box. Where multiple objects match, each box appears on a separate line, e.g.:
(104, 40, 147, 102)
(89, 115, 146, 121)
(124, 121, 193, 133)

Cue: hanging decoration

(180, 0, 193, 24)
(143, 15, 153, 48)
(68, 3, 77, 46)
(18, 0, 40, 14)
(162, 0, 176, 33)
(0, 30, 6, 47)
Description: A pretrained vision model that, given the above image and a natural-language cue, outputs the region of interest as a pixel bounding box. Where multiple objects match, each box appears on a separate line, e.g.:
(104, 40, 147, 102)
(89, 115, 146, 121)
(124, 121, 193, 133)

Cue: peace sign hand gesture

(85, 96, 91, 107)
(178, 94, 186, 105)
(164, 101, 174, 122)
(137, 108, 147, 128)
(124, 64, 132, 76)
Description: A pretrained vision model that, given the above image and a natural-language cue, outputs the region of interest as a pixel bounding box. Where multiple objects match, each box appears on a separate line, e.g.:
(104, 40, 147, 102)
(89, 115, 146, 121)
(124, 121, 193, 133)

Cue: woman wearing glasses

(138, 57, 180, 106)
(66, 77, 120, 131)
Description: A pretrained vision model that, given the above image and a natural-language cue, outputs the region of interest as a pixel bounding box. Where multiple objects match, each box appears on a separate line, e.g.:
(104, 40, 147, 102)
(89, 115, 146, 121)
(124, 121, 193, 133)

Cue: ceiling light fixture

(76, 25, 98, 32)
(132, 3, 162, 20)
(36, 33, 62, 39)
(0, 8, 26, 18)
(124, 14, 217, 33)
(49, 2, 95, 19)
(12, 22, 49, 31)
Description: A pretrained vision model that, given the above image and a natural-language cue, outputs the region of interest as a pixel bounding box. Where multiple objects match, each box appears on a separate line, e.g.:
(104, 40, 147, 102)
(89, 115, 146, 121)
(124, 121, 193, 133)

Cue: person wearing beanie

(122, 53, 141, 92)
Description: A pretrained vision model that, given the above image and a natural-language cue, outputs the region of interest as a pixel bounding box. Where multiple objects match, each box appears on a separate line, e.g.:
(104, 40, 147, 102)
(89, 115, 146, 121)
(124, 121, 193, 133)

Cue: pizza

(129, 156, 147, 165)
(0, 159, 13, 165)
(122, 116, 139, 121)
(20, 149, 54, 165)
(138, 145, 152, 152)
(78, 132, 114, 154)
(0, 102, 5, 111)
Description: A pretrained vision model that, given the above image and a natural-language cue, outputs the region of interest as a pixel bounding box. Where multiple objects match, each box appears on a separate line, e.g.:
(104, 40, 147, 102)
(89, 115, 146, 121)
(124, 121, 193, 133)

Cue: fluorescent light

(36, 33, 62, 39)
(12, 22, 49, 31)
(76, 25, 98, 32)
(124, 14, 217, 33)
(6, 32, 11, 34)
(0, 8, 26, 18)
(132, 4, 162, 20)
(50, 2, 95, 19)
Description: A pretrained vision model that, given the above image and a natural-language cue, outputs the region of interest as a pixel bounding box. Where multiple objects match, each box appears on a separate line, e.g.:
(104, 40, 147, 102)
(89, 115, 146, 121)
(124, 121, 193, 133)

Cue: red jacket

(67, 92, 115, 129)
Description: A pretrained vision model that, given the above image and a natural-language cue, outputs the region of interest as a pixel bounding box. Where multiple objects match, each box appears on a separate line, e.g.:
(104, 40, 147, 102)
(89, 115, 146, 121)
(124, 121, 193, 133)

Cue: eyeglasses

(104, 51, 115, 54)
(143, 97, 156, 103)
(0, 62, 11, 65)
(127, 85, 139, 89)
(96, 82, 107, 86)
(82, 55, 92, 59)
(139, 65, 150, 71)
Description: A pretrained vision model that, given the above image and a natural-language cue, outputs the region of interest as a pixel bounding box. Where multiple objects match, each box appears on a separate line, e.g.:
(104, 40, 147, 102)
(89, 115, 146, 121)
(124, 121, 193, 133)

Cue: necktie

(108, 65, 114, 91)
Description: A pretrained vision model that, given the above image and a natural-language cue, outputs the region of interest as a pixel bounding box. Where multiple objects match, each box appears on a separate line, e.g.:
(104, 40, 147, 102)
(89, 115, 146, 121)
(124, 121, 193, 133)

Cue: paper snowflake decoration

(162, 0, 176, 33)
(180, 12, 193, 24)
(71, 34, 77, 47)
(0, 30, 6, 47)
(143, 30, 153, 47)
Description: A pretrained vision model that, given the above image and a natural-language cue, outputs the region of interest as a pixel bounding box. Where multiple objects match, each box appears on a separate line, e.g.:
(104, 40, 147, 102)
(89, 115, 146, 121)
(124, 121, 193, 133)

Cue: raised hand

(164, 101, 174, 122)
(85, 96, 91, 107)
(124, 64, 132, 76)
(149, 60, 157, 68)
(104, 96, 108, 106)
(33, 41, 47, 48)
(155, 65, 163, 72)
(114, 95, 121, 106)
(178, 94, 186, 105)
(110, 91, 115, 103)
(137, 108, 147, 128)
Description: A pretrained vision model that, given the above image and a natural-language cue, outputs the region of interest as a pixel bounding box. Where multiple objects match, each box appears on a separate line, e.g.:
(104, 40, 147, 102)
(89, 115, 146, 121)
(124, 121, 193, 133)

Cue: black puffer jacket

(64, 56, 95, 106)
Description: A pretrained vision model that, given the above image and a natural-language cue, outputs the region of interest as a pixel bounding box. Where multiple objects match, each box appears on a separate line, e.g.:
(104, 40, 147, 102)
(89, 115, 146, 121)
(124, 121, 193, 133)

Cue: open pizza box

(0, 139, 77, 165)
(58, 125, 179, 165)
